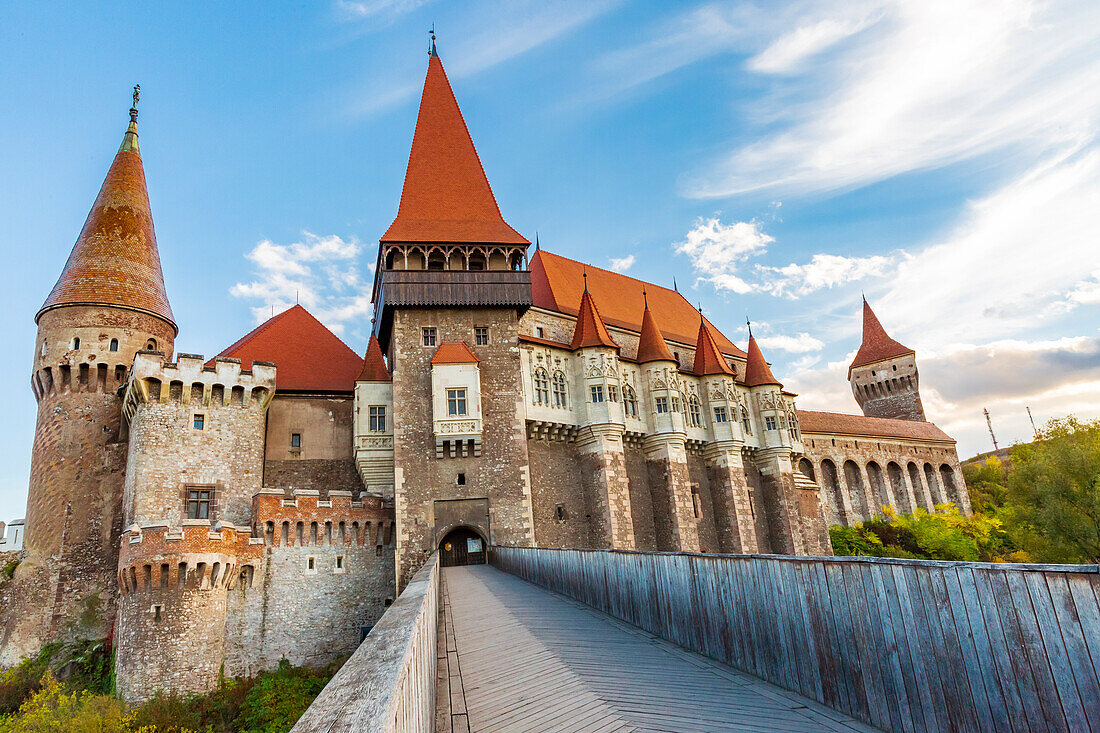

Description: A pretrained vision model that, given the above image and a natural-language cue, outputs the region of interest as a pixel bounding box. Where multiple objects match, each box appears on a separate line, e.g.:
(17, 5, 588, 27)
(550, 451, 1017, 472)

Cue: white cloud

(608, 254, 636, 273)
(335, 0, 432, 23)
(755, 332, 826, 353)
(748, 12, 882, 74)
(674, 216, 891, 298)
(230, 231, 373, 335)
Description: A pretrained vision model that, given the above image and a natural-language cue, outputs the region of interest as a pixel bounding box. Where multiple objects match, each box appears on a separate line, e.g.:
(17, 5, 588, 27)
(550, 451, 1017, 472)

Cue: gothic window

(672, 397, 681, 412)
(369, 406, 386, 432)
(714, 406, 728, 423)
(787, 412, 799, 441)
(446, 388, 468, 416)
(656, 396, 669, 413)
(741, 407, 752, 435)
(624, 386, 638, 418)
(552, 371, 568, 407)
(533, 368, 550, 405)
(590, 385, 605, 403)
(765, 416, 777, 431)
(109, 338, 119, 352)
(422, 328, 436, 347)
(778, 414, 787, 429)
(187, 488, 212, 520)
(475, 327, 489, 346)
(608, 385, 619, 402)
(688, 396, 701, 427)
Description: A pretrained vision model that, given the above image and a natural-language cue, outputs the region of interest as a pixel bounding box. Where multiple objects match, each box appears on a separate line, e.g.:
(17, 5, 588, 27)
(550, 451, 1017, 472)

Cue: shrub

(0, 645, 58, 716)
(236, 659, 330, 733)
(0, 672, 128, 733)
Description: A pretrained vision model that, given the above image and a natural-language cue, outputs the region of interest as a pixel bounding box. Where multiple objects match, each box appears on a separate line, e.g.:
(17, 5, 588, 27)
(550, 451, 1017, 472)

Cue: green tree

(1008, 416, 1100, 563)
(963, 457, 1009, 514)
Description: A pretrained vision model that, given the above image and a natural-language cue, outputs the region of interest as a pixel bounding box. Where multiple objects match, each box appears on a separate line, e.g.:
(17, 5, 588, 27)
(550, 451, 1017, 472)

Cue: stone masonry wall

(687, 452, 720, 553)
(264, 460, 365, 497)
(391, 308, 534, 588)
(623, 445, 657, 551)
(527, 438, 594, 549)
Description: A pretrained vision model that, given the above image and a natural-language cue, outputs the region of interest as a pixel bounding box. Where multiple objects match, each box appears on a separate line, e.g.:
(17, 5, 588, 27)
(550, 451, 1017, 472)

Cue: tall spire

(37, 88, 175, 332)
(357, 333, 392, 382)
(637, 291, 674, 363)
(691, 317, 735, 376)
(744, 334, 782, 387)
(381, 46, 527, 245)
(848, 298, 914, 376)
(570, 288, 618, 351)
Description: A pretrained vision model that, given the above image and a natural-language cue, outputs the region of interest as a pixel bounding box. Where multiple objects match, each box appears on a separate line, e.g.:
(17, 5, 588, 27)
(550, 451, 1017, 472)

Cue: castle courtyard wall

(527, 438, 594, 549)
(264, 394, 365, 497)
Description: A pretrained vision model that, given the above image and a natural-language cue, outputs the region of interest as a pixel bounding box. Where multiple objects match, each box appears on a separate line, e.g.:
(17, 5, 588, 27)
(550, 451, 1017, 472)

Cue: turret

(3, 89, 177, 665)
(637, 293, 682, 436)
(690, 314, 741, 445)
(570, 281, 623, 429)
(744, 332, 795, 450)
(354, 334, 395, 496)
(848, 298, 924, 421)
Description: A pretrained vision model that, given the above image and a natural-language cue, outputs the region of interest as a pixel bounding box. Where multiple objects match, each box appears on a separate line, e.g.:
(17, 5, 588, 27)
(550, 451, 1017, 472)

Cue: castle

(0, 46, 967, 701)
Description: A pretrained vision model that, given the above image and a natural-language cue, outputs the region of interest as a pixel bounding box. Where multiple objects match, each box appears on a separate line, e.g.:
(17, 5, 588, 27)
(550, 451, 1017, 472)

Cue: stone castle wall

(264, 395, 365, 497)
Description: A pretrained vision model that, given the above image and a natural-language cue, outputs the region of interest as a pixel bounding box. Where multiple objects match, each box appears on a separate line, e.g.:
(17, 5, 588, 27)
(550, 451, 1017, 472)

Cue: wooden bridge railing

(294, 554, 438, 733)
(492, 546, 1100, 733)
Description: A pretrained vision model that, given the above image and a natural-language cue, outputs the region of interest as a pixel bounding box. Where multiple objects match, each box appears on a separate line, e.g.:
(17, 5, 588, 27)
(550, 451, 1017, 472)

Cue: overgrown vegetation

(0, 560, 18, 582)
(830, 416, 1100, 564)
(0, 646, 335, 732)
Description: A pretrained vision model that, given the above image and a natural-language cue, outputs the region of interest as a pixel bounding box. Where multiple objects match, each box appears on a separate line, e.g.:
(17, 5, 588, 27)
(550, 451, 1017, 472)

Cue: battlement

(117, 522, 263, 596)
(121, 351, 276, 425)
(252, 488, 395, 548)
(31, 360, 132, 402)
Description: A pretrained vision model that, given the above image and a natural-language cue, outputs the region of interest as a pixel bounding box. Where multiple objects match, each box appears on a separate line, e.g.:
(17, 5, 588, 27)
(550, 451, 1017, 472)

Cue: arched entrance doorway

(439, 527, 486, 567)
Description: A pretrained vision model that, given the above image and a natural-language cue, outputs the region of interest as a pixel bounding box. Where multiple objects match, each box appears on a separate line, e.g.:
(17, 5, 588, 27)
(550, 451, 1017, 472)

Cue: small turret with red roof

(848, 298, 925, 421)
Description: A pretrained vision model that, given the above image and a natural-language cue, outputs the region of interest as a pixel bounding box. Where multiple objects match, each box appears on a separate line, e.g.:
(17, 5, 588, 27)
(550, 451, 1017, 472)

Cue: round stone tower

(2, 93, 177, 663)
(848, 298, 925, 422)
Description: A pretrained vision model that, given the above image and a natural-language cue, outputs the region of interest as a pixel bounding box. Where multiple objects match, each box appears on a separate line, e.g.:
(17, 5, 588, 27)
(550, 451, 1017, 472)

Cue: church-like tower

(848, 298, 924, 421)
(1, 91, 177, 664)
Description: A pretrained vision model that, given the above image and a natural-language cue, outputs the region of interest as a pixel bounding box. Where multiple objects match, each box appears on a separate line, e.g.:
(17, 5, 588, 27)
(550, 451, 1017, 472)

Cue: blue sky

(2, 1, 1099, 523)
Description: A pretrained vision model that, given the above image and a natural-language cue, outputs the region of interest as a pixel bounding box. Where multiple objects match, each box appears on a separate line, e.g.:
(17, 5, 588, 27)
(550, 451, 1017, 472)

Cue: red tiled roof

(849, 299, 914, 375)
(570, 288, 619, 351)
(691, 317, 735, 376)
(381, 54, 527, 245)
(798, 410, 954, 443)
(357, 334, 391, 382)
(743, 335, 782, 387)
(38, 112, 175, 332)
(531, 250, 744, 357)
(637, 300, 675, 363)
(213, 305, 363, 393)
(431, 342, 480, 364)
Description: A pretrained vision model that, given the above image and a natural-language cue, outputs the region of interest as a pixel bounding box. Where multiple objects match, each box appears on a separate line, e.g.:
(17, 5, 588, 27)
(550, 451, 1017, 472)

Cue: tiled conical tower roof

(691, 316, 735, 376)
(381, 47, 527, 245)
(570, 283, 618, 351)
(848, 298, 914, 376)
(636, 294, 674, 363)
(357, 333, 392, 382)
(744, 334, 782, 387)
(37, 98, 175, 332)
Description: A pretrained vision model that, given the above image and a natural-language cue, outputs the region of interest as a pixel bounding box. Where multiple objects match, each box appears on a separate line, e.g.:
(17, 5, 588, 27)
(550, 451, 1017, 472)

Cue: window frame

(714, 406, 728, 423)
(193, 414, 205, 430)
(624, 386, 638, 418)
(533, 368, 550, 405)
(369, 405, 387, 432)
(474, 326, 489, 346)
(185, 485, 216, 521)
(446, 387, 468, 416)
(590, 385, 605, 403)
(655, 396, 669, 413)
(552, 371, 568, 408)
(422, 327, 437, 347)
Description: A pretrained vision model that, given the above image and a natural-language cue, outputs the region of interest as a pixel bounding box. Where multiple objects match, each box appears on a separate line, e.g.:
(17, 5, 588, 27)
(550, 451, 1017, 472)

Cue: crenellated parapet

(122, 351, 275, 427)
(117, 522, 263, 596)
(252, 488, 395, 548)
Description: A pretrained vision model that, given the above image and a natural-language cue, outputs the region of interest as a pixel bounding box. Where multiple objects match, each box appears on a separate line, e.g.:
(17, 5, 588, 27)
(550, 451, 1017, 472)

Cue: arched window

(624, 386, 638, 418)
(145, 338, 157, 351)
(109, 338, 119, 352)
(426, 249, 446, 270)
(688, 396, 701, 428)
(468, 251, 487, 271)
(71, 337, 80, 350)
(552, 371, 568, 408)
(741, 406, 752, 435)
(533, 368, 550, 405)
(787, 411, 799, 441)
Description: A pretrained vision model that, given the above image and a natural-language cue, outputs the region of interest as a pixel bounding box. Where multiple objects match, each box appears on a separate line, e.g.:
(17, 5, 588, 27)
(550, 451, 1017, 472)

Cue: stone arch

(924, 462, 942, 505)
(866, 461, 888, 512)
(907, 462, 926, 509)
(939, 464, 958, 504)
(843, 460, 869, 521)
(820, 459, 845, 526)
(438, 525, 488, 567)
(887, 462, 911, 513)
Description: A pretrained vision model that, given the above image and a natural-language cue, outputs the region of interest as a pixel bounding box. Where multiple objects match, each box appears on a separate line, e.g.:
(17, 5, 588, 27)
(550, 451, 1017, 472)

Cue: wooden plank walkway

(437, 565, 880, 733)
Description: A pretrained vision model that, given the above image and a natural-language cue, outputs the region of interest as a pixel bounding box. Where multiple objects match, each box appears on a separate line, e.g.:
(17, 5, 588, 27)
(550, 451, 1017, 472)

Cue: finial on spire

(642, 288, 648, 308)
(429, 24, 438, 57)
(535, 232, 540, 251)
(862, 290, 866, 304)
(698, 302, 704, 324)
(746, 318, 753, 339)
(673, 277, 678, 292)
(582, 268, 588, 293)
(130, 84, 140, 122)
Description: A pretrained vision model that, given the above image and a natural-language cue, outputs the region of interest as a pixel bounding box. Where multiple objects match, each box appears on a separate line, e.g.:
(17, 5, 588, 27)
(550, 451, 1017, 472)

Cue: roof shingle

(849, 298, 914, 375)
(570, 288, 619, 351)
(357, 334, 392, 382)
(743, 335, 782, 387)
(431, 342, 481, 364)
(798, 410, 954, 443)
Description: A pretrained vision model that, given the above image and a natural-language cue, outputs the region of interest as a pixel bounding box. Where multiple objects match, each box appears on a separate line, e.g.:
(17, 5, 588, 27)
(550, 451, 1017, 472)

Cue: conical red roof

(848, 299, 914, 376)
(38, 110, 175, 331)
(744, 335, 782, 387)
(214, 305, 364, 393)
(357, 334, 391, 382)
(381, 53, 527, 245)
(636, 300, 674, 363)
(570, 288, 618, 351)
(692, 318, 735, 376)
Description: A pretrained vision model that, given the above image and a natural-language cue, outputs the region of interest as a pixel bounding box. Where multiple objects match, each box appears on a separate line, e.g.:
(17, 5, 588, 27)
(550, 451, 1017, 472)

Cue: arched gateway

(439, 527, 487, 567)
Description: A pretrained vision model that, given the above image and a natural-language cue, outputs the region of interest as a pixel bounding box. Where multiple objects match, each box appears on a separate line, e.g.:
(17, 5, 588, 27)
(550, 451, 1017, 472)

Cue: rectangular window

(655, 396, 668, 413)
(187, 489, 212, 520)
(422, 327, 436, 347)
(536, 327, 545, 338)
(193, 414, 204, 430)
(291, 432, 301, 448)
(672, 397, 681, 412)
(475, 327, 489, 346)
(590, 385, 605, 403)
(607, 385, 619, 402)
(765, 416, 777, 431)
(714, 407, 728, 423)
(447, 388, 468, 416)
(369, 406, 386, 432)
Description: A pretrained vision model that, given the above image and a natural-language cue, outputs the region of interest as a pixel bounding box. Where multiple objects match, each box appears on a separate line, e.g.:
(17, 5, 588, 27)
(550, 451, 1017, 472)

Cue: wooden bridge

(435, 564, 875, 732)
